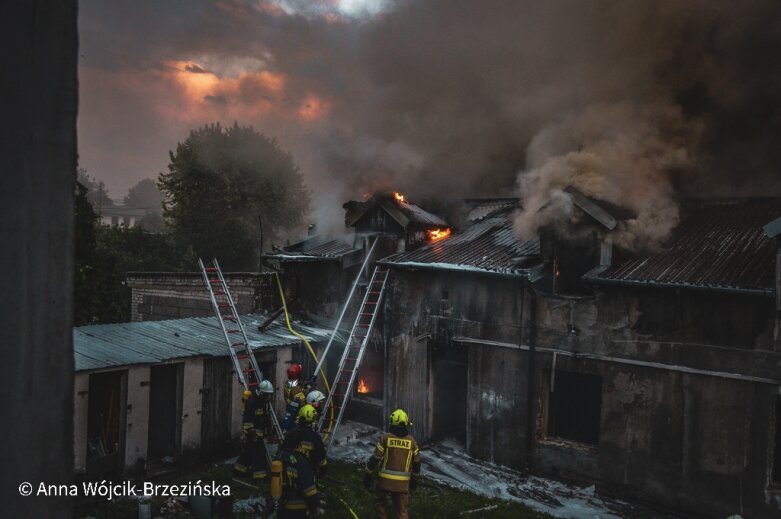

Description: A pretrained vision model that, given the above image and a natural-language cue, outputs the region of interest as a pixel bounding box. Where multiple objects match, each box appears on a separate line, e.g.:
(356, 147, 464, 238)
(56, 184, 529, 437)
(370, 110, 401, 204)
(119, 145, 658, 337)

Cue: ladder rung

(243, 368, 255, 373)
(218, 303, 230, 308)
(209, 279, 223, 284)
(360, 312, 373, 316)
(223, 315, 236, 320)
(247, 382, 258, 387)
(232, 342, 246, 347)
(227, 329, 241, 333)
(204, 267, 218, 272)
(365, 302, 377, 305)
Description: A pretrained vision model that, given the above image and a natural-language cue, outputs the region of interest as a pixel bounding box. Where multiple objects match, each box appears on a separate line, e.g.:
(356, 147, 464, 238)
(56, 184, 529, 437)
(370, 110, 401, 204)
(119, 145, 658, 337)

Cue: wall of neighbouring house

(126, 272, 280, 322)
(381, 267, 781, 518)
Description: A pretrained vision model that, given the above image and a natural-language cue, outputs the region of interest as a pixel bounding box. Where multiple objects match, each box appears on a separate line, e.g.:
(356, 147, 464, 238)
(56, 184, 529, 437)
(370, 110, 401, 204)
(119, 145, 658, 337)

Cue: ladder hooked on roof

(198, 258, 284, 443)
(318, 264, 391, 450)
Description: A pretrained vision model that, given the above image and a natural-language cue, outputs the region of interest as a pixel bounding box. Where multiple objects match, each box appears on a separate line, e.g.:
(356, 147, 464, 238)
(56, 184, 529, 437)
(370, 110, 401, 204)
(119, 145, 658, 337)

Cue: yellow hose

(274, 273, 335, 437)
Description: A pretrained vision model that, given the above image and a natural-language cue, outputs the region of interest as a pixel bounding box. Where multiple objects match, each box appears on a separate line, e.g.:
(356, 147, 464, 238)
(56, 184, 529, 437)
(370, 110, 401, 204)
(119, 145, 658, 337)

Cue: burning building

(267, 191, 781, 518)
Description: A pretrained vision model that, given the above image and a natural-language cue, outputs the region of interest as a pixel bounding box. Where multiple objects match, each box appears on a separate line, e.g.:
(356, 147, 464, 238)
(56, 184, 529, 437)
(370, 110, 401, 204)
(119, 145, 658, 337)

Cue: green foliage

(74, 178, 195, 324)
(159, 123, 310, 271)
(124, 178, 163, 212)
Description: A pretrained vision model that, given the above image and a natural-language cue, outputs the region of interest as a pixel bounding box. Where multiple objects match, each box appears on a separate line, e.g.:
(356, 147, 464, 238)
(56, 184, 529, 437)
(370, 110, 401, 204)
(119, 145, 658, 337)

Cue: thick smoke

(305, 0, 781, 248)
(81, 0, 781, 247)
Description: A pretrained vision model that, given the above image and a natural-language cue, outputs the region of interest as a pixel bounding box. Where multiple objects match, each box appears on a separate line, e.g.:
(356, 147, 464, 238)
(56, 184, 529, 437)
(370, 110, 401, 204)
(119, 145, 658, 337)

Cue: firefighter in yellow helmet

(293, 404, 327, 479)
(364, 408, 421, 519)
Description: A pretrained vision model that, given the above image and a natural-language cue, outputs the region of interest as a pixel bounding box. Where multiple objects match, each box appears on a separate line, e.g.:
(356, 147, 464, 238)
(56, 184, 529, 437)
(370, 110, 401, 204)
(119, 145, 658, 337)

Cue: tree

(124, 178, 163, 212)
(159, 123, 310, 271)
(77, 168, 114, 213)
(74, 179, 194, 324)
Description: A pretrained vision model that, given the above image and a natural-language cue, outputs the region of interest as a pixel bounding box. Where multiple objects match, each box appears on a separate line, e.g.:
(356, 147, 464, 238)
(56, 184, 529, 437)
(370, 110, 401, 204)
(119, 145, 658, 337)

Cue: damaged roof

(586, 199, 781, 296)
(265, 236, 360, 262)
(74, 314, 332, 372)
(344, 194, 447, 229)
(381, 209, 541, 278)
(465, 198, 519, 223)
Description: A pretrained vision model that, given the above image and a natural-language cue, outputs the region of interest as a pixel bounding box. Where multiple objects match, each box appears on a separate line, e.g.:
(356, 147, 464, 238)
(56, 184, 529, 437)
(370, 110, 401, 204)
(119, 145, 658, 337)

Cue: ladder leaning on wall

(317, 264, 391, 450)
(198, 258, 285, 446)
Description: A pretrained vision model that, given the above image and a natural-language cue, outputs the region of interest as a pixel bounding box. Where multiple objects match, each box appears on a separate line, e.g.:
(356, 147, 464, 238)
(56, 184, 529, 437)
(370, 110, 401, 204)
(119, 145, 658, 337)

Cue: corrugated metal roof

(586, 199, 781, 295)
(381, 213, 540, 277)
(465, 198, 519, 223)
(266, 238, 358, 261)
(74, 314, 332, 372)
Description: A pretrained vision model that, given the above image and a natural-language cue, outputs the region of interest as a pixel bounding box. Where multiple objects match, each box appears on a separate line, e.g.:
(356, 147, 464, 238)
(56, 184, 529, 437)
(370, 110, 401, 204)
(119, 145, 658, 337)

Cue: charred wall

(283, 262, 360, 321)
(382, 268, 532, 467)
(381, 267, 781, 517)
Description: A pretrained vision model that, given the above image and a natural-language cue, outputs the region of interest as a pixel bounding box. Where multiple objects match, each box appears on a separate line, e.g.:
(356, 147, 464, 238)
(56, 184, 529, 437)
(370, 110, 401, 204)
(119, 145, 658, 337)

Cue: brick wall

(126, 272, 280, 322)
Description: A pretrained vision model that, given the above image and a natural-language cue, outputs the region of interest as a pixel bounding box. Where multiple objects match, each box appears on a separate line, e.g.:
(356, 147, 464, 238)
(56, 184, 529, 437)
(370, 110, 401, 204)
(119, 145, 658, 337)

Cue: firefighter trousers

(375, 488, 409, 519)
(234, 434, 269, 478)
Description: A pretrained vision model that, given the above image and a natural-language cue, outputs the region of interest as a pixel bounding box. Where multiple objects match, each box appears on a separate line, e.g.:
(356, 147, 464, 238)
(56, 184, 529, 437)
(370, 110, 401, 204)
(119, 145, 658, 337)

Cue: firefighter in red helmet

(282, 363, 306, 430)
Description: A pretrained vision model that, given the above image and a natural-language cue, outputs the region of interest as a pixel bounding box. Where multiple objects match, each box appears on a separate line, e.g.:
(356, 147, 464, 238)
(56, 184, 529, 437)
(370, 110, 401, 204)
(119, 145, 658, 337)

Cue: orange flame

(357, 379, 369, 394)
(427, 227, 452, 242)
(393, 192, 405, 203)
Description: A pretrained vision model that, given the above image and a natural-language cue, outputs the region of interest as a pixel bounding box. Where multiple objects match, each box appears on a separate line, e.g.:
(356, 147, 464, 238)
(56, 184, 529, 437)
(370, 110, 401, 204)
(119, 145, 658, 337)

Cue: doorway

(86, 370, 126, 476)
(147, 364, 183, 460)
(200, 358, 234, 459)
(430, 342, 468, 444)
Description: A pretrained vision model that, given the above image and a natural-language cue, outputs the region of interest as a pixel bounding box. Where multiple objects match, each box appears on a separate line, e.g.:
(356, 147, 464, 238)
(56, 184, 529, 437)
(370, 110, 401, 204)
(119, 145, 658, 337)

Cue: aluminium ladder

(198, 258, 284, 443)
(318, 265, 390, 450)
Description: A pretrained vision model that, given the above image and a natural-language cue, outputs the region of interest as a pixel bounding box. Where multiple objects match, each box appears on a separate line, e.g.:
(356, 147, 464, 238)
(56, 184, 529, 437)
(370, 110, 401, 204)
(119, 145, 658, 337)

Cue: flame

(427, 227, 452, 242)
(393, 192, 405, 203)
(357, 379, 369, 394)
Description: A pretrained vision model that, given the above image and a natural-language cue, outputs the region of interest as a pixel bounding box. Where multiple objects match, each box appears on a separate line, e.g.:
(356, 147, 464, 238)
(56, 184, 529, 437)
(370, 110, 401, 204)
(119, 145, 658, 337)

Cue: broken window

(773, 396, 781, 485)
(545, 370, 602, 445)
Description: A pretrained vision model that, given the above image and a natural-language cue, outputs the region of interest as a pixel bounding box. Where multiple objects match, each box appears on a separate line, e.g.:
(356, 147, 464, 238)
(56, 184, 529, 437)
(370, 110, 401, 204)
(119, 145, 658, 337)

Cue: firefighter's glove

(363, 473, 373, 490)
(409, 477, 419, 493)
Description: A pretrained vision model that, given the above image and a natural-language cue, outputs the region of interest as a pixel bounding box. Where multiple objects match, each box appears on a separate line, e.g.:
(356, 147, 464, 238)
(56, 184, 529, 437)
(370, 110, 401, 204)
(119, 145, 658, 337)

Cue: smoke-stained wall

(381, 267, 781, 517)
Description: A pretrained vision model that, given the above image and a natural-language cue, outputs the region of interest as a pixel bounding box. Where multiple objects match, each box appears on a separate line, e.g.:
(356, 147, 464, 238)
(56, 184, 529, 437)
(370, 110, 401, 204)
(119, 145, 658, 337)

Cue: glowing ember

(393, 192, 406, 203)
(427, 227, 452, 242)
(357, 379, 369, 394)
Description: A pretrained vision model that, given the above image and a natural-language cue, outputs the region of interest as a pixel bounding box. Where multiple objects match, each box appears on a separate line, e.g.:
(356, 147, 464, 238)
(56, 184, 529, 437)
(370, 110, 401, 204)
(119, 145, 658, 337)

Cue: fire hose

(274, 273, 335, 437)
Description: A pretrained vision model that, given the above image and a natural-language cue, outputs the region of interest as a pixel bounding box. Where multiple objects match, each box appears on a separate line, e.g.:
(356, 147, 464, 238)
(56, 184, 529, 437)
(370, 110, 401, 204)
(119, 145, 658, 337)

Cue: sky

(78, 0, 389, 199)
(79, 0, 781, 246)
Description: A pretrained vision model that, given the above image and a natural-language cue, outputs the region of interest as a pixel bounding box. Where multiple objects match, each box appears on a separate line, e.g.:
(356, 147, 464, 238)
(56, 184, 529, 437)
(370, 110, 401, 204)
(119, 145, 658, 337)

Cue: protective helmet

(287, 363, 303, 381)
(242, 390, 253, 399)
(298, 404, 317, 423)
(258, 380, 274, 394)
(389, 408, 409, 426)
(306, 390, 325, 408)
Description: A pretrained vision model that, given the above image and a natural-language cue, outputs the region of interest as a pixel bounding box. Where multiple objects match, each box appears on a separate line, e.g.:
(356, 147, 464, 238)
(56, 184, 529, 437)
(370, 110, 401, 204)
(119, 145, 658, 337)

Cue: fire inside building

(257, 191, 781, 518)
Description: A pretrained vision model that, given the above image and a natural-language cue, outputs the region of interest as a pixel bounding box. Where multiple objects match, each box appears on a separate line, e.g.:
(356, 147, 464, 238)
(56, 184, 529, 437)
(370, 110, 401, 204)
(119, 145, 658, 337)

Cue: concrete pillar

(0, 2, 77, 516)
(73, 374, 90, 474)
(124, 367, 151, 471)
(181, 358, 204, 452)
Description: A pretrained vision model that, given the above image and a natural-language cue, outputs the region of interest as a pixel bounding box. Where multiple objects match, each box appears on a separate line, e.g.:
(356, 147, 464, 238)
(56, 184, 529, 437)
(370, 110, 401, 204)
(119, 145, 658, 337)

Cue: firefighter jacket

(241, 394, 257, 435)
(277, 448, 320, 514)
(252, 396, 271, 438)
(366, 426, 421, 492)
(294, 424, 327, 474)
(282, 382, 306, 430)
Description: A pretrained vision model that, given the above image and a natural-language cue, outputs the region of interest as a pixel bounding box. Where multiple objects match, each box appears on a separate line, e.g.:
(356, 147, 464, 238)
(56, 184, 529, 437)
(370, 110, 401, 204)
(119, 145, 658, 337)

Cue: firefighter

(305, 389, 326, 418)
(233, 380, 274, 479)
(274, 428, 323, 518)
(282, 363, 306, 430)
(294, 404, 327, 478)
(364, 408, 421, 519)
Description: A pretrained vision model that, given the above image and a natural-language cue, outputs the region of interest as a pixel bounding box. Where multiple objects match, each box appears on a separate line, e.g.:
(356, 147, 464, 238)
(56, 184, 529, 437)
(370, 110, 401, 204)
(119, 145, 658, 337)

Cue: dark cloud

(79, 0, 781, 240)
(185, 63, 210, 74)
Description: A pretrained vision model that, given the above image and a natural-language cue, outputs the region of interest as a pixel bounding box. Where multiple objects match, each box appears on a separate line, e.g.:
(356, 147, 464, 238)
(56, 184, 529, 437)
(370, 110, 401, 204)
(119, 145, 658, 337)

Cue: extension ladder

(198, 258, 284, 443)
(318, 266, 390, 449)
